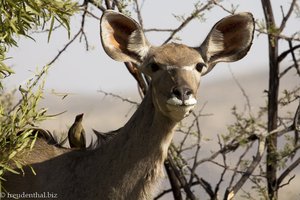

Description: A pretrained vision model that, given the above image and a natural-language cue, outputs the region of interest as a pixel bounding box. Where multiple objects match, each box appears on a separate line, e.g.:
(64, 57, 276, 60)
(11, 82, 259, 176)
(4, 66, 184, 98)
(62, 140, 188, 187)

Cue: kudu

(3, 10, 254, 200)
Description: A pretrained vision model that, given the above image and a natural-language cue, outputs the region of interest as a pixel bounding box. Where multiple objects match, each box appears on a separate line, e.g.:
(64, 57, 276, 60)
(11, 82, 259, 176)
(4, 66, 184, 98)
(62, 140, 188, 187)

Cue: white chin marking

(167, 97, 182, 106)
(167, 96, 197, 106)
(166, 96, 197, 120)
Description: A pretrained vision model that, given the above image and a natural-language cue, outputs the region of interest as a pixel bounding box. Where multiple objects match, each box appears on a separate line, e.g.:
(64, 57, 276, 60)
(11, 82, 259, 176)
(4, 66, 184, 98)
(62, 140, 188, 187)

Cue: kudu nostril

(172, 86, 193, 102)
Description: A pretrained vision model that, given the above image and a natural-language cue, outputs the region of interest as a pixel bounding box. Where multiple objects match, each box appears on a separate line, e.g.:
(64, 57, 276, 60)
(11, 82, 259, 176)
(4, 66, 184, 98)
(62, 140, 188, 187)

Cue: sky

(3, 0, 299, 95)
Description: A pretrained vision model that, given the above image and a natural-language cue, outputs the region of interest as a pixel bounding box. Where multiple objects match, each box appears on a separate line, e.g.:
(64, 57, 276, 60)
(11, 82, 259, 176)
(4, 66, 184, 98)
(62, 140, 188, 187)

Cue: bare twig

(79, 2, 89, 51)
(196, 125, 292, 167)
(212, 0, 235, 14)
(214, 135, 227, 198)
(144, 28, 176, 33)
(178, 104, 207, 151)
(277, 156, 300, 188)
(133, 0, 143, 29)
(228, 142, 254, 188)
(278, 175, 296, 189)
(154, 181, 201, 200)
(288, 41, 300, 76)
(278, 0, 297, 33)
(49, 2, 89, 66)
(88, 0, 106, 11)
(84, 9, 101, 20)
(228, 66, 252, 113)
(295, 99, 300, 132)
(163, 0, 214, 44)
(224, 137, 266, 200)
(8, 2, 91, 115)
(278, 44, 300, 63)
(255, 28, 300, 42)
(279, 59, 300, 78)
(188, 111, 203, 187)
(97, 89, 139, 106)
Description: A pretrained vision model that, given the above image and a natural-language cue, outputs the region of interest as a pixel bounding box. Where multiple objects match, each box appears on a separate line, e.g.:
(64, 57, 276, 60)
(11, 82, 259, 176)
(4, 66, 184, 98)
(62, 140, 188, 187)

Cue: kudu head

(100, 10, 254, 121)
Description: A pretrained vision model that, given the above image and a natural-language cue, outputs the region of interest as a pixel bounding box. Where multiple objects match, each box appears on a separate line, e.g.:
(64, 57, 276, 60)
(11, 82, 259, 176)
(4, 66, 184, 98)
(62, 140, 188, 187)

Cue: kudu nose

(172, 86, 193, 102)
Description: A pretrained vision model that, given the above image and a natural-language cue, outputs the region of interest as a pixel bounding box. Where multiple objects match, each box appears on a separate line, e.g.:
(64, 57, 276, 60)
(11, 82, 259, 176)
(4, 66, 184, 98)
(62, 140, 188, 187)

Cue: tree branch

(277, 156, 300, 188)
(163, 0, 214, 44)
(279, 61, 300, 78)
(196, 125, 293, 167)
(168, 149, 197, 200)
(97, 89, 139, 106)
(212, 0, 236, 14)
(88, 0, 106, 11)
(133, 0, 144, 29)
(278, 0, 297, 33)
(154, 181, 201, 200)
(104, 0, 111, 9)
(229, 66, 252, 113)
(255, 28, 300, 42)
(288, 41, 300, 76)
(164, 160, 183, 200)
(144, 28, 176, 33)
(124, 62, 148, 95)
(224, 137, 266, 200)
(278, 44, 300, 63)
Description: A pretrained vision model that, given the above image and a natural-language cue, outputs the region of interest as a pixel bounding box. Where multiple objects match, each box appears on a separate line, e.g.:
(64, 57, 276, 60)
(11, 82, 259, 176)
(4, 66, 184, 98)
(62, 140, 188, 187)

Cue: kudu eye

(195, 63, 207, 74)
(149, 63, 160, 72)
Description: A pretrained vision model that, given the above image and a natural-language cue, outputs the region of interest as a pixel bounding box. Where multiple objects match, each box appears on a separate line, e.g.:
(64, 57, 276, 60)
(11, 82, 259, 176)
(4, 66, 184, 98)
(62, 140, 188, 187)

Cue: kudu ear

(198, 12, 254, 75)
(100, 10, 151, 64)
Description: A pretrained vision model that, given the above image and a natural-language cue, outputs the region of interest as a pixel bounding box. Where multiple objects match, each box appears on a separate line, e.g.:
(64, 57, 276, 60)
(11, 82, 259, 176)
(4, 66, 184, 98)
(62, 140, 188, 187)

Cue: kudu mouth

(166, 96, 197, 107)
(167, 95, 197, 121)
(166, 94, 197, 120)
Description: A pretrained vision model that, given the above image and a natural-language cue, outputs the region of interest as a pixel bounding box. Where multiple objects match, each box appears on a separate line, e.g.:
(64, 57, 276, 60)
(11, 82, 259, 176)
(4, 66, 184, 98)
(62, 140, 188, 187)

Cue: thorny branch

(212, 0, 236, 14)
(97, 89, 139, 106)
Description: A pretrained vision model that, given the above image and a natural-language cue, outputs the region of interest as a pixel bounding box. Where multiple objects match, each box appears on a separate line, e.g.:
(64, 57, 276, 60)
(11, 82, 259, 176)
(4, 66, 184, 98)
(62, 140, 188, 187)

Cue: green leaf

(48, 16, 55, 43)
(0, 164, 19, 175)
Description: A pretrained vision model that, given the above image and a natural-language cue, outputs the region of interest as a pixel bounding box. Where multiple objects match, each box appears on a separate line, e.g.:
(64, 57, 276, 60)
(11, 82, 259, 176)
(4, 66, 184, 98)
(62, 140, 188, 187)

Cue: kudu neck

(122, 85, 178, 142)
